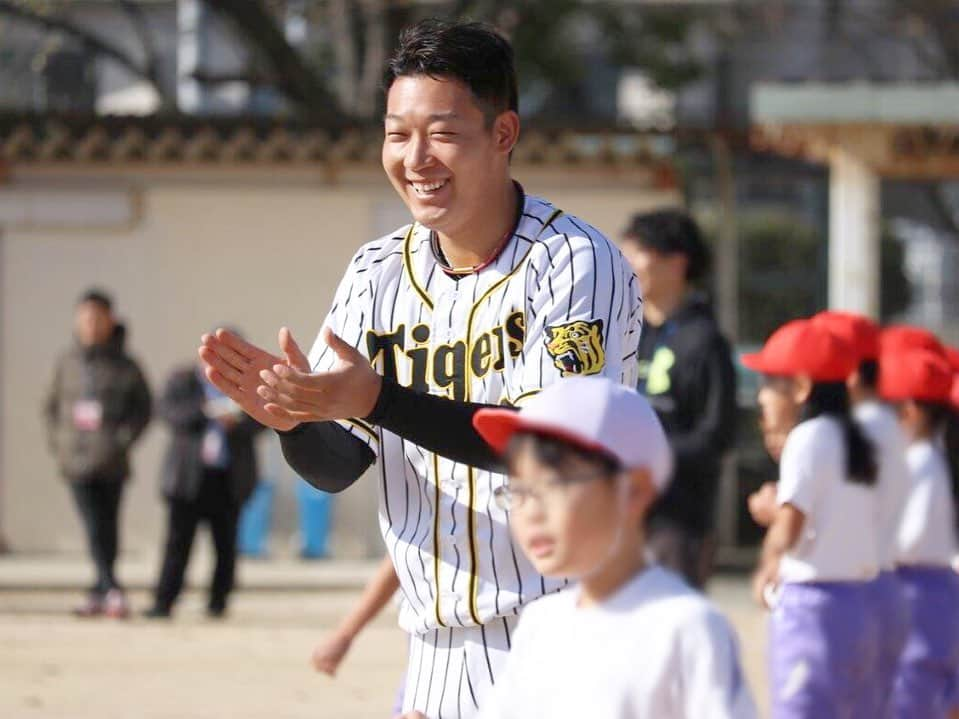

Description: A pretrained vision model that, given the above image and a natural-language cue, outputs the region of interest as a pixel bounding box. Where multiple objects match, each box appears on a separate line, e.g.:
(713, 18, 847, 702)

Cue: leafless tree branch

(117, 0, 164, 91)
(204, 0, 348, 124)
(0, 0, 174, 104)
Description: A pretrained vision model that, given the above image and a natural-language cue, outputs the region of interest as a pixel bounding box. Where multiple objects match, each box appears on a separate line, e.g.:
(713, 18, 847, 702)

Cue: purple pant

(770, 581, 879, 719)
(866, 571, 909, 719)
(891, 566, 959, 719)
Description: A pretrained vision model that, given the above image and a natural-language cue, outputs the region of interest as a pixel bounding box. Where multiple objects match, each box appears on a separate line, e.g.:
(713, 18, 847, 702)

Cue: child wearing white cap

(468, 376, 757, 719)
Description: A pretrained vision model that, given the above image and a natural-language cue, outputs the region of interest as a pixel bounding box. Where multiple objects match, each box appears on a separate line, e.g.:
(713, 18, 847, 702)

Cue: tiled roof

(0, 114, 680, 166)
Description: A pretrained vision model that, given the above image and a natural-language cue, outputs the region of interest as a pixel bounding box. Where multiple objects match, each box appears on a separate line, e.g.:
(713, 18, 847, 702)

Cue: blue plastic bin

(237, 481, 275, 558)
(296, 480, 333, 558)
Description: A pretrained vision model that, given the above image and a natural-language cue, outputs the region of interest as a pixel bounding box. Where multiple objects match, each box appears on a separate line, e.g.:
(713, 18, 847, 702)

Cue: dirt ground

(1, 577, 769, 719)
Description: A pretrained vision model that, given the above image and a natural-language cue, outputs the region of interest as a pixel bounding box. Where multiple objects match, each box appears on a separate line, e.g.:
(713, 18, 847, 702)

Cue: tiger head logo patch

(545, 319, 605, 377)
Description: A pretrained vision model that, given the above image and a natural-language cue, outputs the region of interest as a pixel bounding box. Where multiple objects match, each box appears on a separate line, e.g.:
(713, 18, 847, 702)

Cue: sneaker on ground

(103, 589, 130, 619)
(72, 594, 104, 618)
(142, 606, 172, 619)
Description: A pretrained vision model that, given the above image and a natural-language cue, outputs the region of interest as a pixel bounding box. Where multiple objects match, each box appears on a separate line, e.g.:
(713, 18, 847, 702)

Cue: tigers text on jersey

(309, 193, 643, 634)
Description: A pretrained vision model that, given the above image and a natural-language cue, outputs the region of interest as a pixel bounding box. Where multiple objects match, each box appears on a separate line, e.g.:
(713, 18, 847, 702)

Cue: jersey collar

(402, 187, 564, 311)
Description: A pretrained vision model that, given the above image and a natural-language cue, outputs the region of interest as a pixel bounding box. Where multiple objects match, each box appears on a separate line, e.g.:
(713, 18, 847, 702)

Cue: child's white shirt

(898, 439, 957, 566)
(853, 400, 911, 570)
(477, 566, 757, 719)
(777, 416, 880, 583)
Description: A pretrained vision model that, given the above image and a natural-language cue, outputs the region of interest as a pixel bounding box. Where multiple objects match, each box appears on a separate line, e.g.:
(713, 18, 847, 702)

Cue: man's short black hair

(623, 209, 710, 283)
(77, 287, 113, 312)
(384, 19, 518, 123)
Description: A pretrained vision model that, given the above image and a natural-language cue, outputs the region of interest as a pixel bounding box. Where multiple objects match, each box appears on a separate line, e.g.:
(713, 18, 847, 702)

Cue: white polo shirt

(854, 400, 910, 571)
(898, 439, 957, 567)
(777, 416, 880, 583)
(478, 566, 757, 719)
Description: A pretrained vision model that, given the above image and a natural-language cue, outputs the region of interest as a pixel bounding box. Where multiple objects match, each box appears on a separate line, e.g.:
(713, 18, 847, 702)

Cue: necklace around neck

(428, 182, 525, 277)
(430, 228, 514, 276)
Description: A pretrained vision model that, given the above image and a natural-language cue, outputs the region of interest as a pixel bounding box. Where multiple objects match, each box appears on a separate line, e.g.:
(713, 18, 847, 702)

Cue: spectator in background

(44, 288, 152, 618)
(620, 210, 737, 588)
(144, 337, 265, 620)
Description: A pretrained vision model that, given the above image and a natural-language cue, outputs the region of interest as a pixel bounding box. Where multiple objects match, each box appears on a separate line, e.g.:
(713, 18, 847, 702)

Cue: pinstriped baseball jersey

(308, 191, 643, 635)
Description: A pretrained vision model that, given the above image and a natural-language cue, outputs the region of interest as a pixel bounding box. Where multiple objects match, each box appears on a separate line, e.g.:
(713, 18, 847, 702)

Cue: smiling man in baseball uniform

(199, 19, 642, 719)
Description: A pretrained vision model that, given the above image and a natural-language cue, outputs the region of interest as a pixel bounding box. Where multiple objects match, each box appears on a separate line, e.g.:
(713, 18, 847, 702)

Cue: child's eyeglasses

(493, 472, 610, 513)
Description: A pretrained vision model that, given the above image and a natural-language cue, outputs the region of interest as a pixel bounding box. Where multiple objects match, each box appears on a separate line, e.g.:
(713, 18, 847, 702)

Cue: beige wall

(0, 164, 678, 556)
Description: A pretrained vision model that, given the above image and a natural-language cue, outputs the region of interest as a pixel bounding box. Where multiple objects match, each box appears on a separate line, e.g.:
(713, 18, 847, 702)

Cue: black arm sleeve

(277, 422, 376, 493)
(366, 377, 510, 473)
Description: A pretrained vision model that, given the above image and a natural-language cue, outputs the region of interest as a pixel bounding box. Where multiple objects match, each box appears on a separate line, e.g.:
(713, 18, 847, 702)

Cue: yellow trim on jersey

(462, 245, 538, 395)
(416, 204, 563, 628)
(432, 452, 447, 628)
(340, 418, 379, 445)
(510, 389, 541, 407)
(465, 465, 482, 625)
(460, 207, 564, 625)
(461, 241, 539, 625)
(541, 208, 564, 231)
(402, 224, 434, 311)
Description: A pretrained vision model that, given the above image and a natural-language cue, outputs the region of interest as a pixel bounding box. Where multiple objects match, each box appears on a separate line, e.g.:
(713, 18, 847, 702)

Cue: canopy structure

(751, 82, 959, 317)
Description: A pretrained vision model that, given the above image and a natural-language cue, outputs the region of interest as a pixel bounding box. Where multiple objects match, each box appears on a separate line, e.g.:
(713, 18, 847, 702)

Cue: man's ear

(492, 111, 520, 155)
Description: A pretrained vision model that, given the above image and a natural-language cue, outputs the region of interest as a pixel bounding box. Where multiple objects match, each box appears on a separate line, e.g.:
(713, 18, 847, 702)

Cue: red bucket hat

(811, 311, 880, 363)
(945, 345, 959, 373)
(879, 348, 954, 403)
(946, 347, 959, 410)
(879, 325, 944, 357)
(742, 319, 857, 382)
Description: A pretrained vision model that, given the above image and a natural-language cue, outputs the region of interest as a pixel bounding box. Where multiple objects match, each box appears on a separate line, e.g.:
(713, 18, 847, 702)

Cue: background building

(0, 0, 956, 559)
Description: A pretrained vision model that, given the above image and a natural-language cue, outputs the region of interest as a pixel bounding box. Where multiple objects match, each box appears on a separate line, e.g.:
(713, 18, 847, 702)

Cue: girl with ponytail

(743, 319, 880, 717)
(882, 348, 959, 719)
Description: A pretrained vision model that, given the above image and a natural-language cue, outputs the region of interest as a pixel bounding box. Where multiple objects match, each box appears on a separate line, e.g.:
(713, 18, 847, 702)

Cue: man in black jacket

(144, 352, 264, 619)
(621, 210, 737, 589)
(45, 288, 152, 618)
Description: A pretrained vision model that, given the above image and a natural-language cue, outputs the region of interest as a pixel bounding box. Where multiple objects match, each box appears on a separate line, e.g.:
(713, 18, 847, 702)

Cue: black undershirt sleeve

(277, 422, 376, 493)
(366, 377, 510, 473)
(277, 377, 514, 490)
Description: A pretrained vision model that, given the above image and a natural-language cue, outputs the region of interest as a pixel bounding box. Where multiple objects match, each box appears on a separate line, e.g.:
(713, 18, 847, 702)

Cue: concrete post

(828, 148, 881, 318)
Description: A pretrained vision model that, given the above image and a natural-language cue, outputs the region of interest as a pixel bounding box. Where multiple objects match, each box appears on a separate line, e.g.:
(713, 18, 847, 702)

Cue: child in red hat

(881, 348, 959, 719)
(743, 319, 881, 718)
(812, 311, 911, 719)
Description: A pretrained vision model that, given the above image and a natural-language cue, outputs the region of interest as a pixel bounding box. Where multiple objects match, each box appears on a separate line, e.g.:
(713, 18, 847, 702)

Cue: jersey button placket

(433, 455, 451, 626)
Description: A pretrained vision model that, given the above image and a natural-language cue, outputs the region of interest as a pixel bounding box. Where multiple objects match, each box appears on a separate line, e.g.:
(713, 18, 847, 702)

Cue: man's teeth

(412, 180, 447, 194)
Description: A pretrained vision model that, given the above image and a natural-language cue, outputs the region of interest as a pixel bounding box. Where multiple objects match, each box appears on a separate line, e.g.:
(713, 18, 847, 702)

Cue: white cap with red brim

(473, 376, 674, 493)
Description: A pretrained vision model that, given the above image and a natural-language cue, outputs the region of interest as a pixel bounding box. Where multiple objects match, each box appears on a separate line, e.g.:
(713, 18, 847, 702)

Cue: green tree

(730, 213, 911, 344)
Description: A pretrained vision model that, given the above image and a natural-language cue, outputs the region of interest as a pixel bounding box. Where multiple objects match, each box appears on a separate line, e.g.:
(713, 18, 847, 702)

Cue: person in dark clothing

(144, 355, 265, 619)
(44, 288, 152, 618)
(620, 210, 738, 588)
